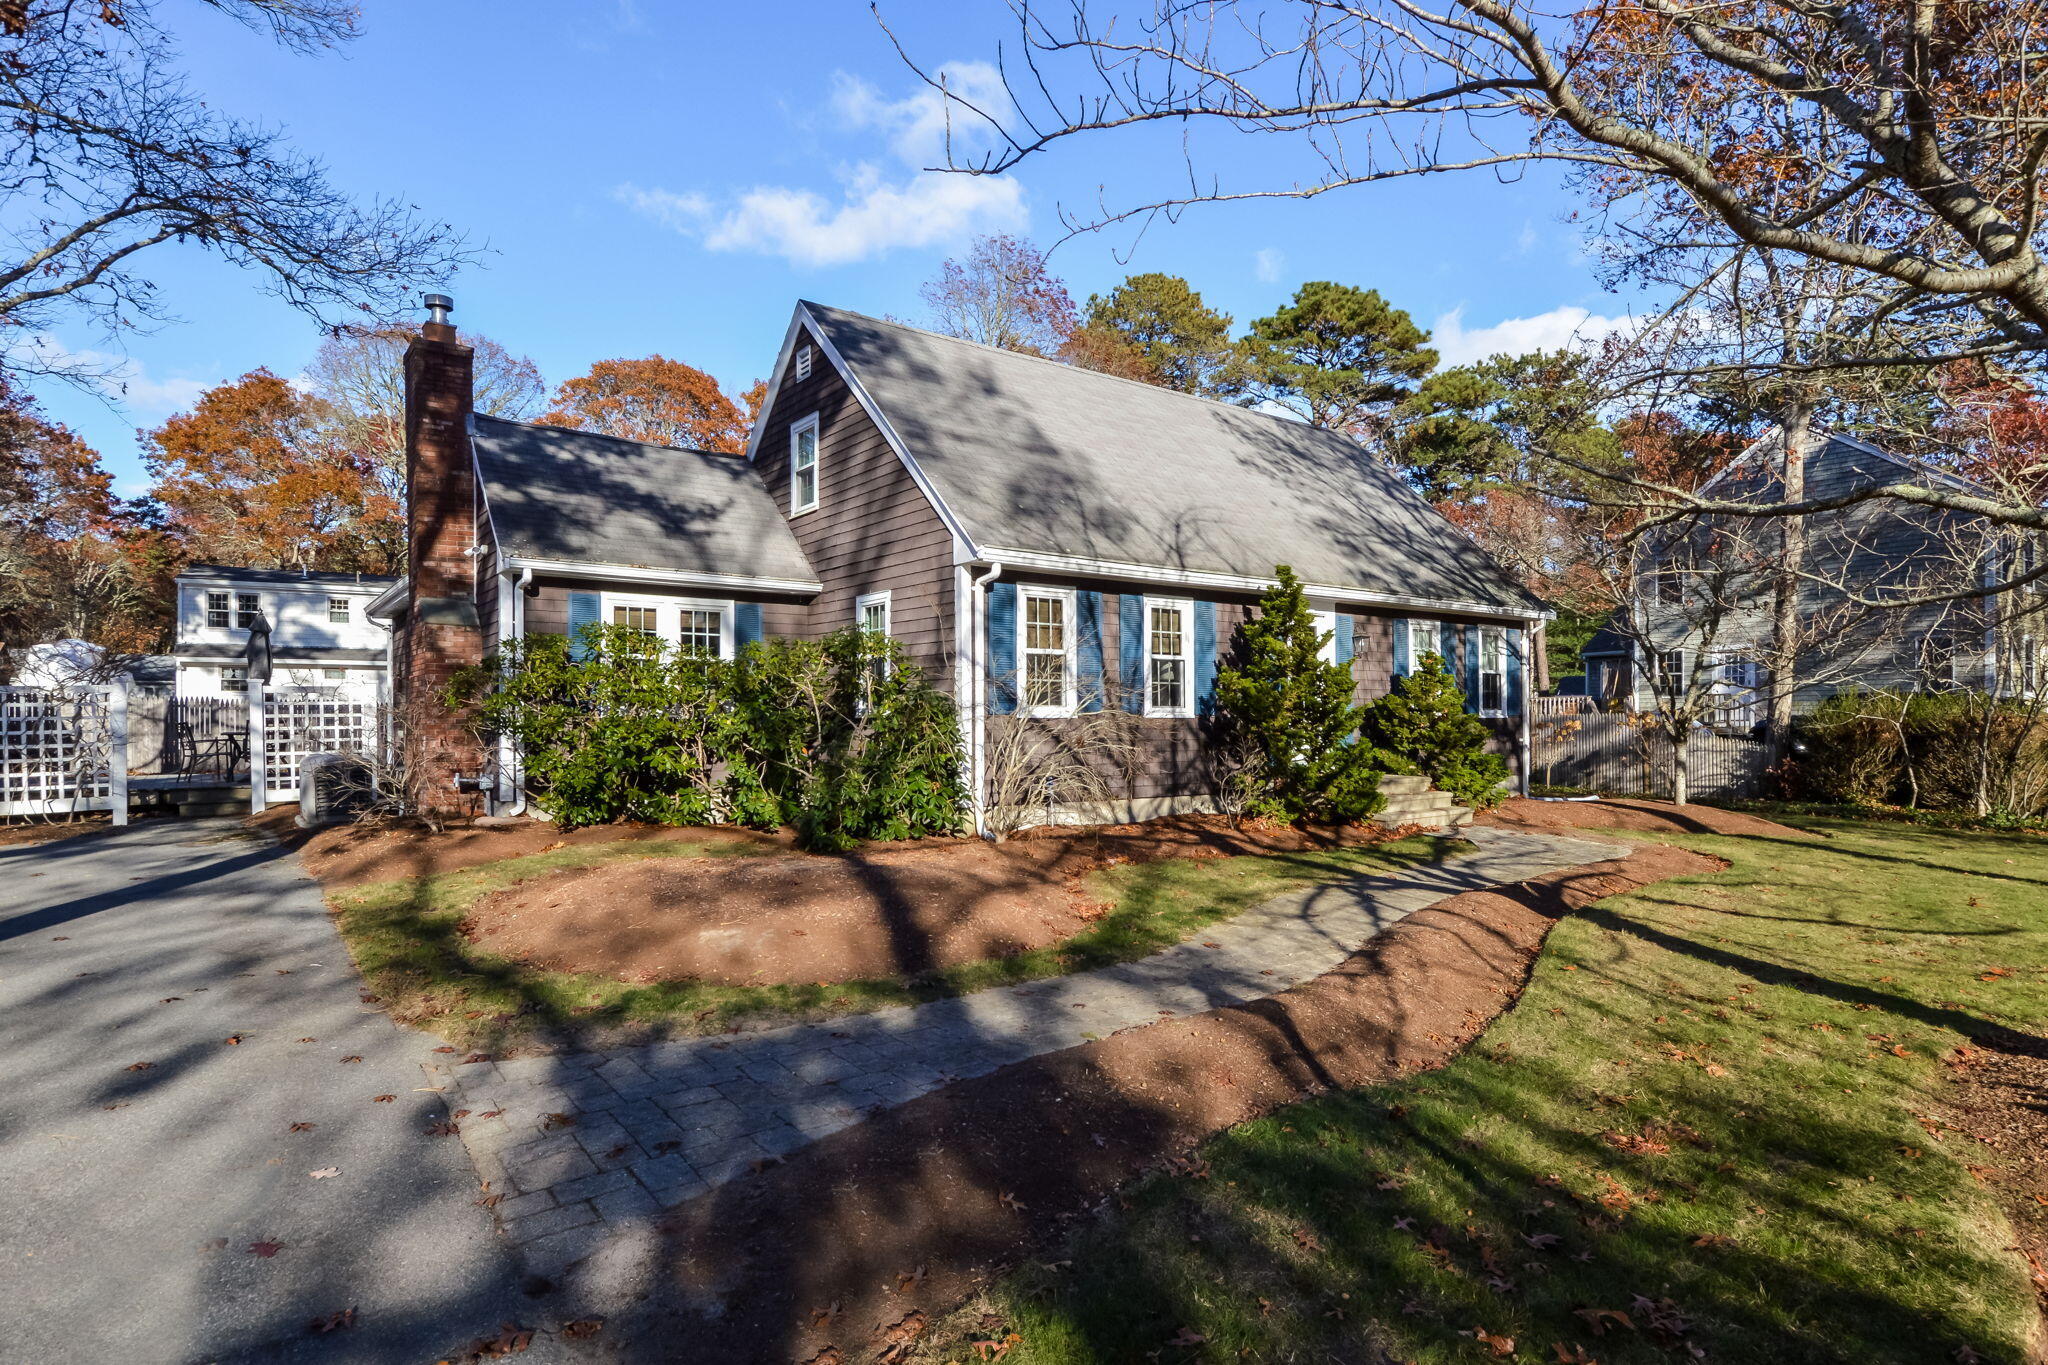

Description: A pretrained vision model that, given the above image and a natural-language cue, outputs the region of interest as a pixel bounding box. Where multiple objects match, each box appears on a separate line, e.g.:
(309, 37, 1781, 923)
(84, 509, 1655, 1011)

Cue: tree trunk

(1534, 623, 1552, 695)
(1671, 727, 1690, 806)
(1767, 403, 1812, 768)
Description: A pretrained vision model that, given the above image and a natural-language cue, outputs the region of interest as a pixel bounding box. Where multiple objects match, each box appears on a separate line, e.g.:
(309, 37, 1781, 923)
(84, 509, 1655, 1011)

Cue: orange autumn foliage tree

(539, 356, 757, 453)
(142, 369, 401, 574)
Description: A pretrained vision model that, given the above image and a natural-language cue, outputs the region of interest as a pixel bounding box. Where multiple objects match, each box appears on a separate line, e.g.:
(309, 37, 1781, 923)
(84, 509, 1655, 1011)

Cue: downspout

(969, 560, 1004, 837)
(500, 565, 532, 816)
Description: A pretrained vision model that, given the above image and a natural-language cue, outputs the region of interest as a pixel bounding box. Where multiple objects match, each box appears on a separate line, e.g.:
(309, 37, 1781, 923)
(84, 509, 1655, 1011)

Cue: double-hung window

(677, 609, 724, 658)
(205, 590, 230, 629)
(856, 591, 892, 686)
(1654, 650, 1686, 697)
(235, 593, 260, 629)
(1410, 621, 1443, 672)
(1311, 608, 1338, 665)
(611, 603, 661, 657)
(219, 666, 247, 694)
(1478, 626, 1506, 714)
(598, 594, 732, 659)
(1020, 587, 1074, 716)
(327, 596, 350, 624)
(1144, 597, 1193, 717)
(789, 413, 821, 515)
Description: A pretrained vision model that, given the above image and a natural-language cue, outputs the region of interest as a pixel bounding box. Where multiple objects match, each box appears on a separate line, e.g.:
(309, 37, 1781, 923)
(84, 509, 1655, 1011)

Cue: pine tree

(1361, 653, 1510, 808)
(1214, 565, 1384, 822)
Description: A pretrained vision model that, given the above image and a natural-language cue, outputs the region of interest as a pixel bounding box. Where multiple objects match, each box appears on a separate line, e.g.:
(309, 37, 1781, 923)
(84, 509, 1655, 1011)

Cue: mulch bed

(592, 838, 1715, 1363)
(1480, 795, 1818, 839)
(457, 814, 1412, 988)
(0, 816, 112, 849)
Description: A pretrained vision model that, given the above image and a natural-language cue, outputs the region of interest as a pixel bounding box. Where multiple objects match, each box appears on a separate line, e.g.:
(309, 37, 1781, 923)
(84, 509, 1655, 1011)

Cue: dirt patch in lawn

(1934, 1031, 2048, 1327)
(460, 815, 1416, 988)
(602, 839, 1713, 1363)
(1480, 794, 1816, 839)
(267, 811, 792, 889)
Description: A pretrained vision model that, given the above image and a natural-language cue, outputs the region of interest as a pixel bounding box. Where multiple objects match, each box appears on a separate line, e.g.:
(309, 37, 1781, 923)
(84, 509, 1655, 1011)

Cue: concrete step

(1377, 773, 1431, 796)
(1441, 805, 1475, 829)
(176, 800, 251, 817)
(1373, 793, 1457, 827)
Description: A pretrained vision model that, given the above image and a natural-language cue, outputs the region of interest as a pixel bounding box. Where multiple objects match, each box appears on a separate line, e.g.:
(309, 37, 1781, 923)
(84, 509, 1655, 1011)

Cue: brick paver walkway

(431, 824, 1624, 1288)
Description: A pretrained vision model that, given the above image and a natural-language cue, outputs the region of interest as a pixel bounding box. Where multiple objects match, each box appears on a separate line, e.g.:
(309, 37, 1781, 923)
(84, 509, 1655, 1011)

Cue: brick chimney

(398, 292, 485, 812)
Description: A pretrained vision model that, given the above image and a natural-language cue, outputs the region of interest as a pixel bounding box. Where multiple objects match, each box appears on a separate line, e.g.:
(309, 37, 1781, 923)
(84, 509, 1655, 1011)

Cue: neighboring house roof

(1579, 623, 1632, 658)
(176, 564, 398, 589)
(792, 303, 1546, 617)
(471, 415, 821, 588)
(130, 655, 175, 687)
(173, 645, 387, 663)
(1696, 426, 1998, 505)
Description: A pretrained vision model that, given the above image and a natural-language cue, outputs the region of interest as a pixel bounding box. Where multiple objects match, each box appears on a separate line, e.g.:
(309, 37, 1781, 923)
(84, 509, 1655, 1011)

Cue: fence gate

(0, 685, 124, 821)
(253, 686, 377, 810)
(1531, 697, 1770, 801)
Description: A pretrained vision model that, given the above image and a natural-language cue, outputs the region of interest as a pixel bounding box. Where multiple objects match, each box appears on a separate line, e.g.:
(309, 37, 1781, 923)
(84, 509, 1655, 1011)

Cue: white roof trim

(745, 303, 982, 559)
(982, 546, 1552, 620)
(503, 555, 821, 595)
(364, 577, 410, 621)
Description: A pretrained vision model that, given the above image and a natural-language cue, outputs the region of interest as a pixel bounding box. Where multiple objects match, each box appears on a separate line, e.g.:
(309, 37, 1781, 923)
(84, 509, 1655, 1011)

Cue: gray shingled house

(1580, 428, 2045, 721)
(376, 299, 1550, 829)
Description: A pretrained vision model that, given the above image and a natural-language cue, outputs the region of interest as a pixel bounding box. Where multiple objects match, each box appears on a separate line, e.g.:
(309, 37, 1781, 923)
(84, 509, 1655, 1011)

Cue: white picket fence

(0, 682, 377, 821)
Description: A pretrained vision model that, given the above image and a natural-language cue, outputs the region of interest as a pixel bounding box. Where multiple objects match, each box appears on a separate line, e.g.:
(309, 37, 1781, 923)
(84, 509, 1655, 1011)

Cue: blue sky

(33, 0, 1631, 496)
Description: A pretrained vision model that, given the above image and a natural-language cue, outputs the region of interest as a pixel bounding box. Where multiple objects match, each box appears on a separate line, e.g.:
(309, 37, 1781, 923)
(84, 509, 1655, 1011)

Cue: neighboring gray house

(1582, 428, 2046, 720)
(378, 299, 1550, 828)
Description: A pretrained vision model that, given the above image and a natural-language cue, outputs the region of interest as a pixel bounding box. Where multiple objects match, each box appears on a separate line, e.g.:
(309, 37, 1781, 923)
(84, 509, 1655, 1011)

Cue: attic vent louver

(795, 345, 813, 381)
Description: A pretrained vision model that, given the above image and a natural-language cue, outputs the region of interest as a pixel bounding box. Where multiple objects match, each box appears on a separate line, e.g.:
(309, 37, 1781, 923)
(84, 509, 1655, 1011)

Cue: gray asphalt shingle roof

(471, 415, 819, 585)
(803, 302, 1544, 616)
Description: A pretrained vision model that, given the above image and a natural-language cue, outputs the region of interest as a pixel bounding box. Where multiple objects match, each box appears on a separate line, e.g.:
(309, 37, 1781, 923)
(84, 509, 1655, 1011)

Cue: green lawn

(328, 831, 1457, 1050)
(919, 817, 2048, 1365)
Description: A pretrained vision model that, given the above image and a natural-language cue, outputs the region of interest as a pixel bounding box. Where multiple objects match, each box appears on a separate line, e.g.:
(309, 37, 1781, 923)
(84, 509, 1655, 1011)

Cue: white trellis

(0, 685, 126, 822)
(252, 685, 377, 810)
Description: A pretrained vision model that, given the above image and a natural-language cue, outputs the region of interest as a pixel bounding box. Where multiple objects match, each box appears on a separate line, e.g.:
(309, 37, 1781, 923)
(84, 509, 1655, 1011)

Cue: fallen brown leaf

(308, 1308, 355, 1333)
(124, 1061, 154, 1072)
(373, 1094, 395, 1103)
(247, 1240, 284, 1258)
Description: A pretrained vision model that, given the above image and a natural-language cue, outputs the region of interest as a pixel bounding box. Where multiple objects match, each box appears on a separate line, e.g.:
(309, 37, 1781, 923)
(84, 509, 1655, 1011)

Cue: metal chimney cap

(423, 293, 454, 326)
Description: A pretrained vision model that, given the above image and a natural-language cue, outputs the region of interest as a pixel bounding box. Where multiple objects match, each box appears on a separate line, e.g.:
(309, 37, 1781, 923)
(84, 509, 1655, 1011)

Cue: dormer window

(790, 412, 820, 516)
(795, 344, 813, 381)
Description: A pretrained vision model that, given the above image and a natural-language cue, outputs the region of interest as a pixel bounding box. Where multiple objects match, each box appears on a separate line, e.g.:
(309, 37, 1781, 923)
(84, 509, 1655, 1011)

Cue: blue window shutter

(986, 580, 1018, 714)
(1118, 593, 1145, 714)
(733, 601, 764, 650)
(1464, 623, 1484, 711)
(1334, 613, 1354, 665)
(1194, 599, 1218, 716)
(1392, 617, 1411, 678)
(1506, 626, 1525, 714)
(1077, 590, 1106, 712)
(567, 591, 600, 660)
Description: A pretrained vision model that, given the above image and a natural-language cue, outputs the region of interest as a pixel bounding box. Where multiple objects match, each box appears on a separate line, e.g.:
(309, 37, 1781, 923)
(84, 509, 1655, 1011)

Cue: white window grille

(220, 666, 248, 694)
(235, 593, 260, 629)
(790, 413, 820, 514)
(1144, 598, 1193, 717)
(206, 590, 230, 628)
(1479, 626, 1506, 714)
(1021, 588, 1075, 716)
(327, 596, 350, 623)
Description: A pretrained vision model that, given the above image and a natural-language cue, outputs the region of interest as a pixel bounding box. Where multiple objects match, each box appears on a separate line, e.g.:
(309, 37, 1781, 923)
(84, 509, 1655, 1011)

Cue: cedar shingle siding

(752, 326, 955, 680)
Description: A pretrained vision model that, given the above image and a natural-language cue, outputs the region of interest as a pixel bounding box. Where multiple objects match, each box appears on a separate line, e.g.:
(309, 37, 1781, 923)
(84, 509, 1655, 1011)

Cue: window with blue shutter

(1118, 593, 1145, 714)
(1506, 626, 1525, 715)
(1392, 618, 1411, 678)
(733, 601, 764, 651)
(1463, 623, 1484, 711)
(1334, 613, 1354, 665)
(567, 591, 600, 660)
(1076, 591, 1106, 712)
(1194, 600, 1218, 715)
(986, 580, 1018, 714)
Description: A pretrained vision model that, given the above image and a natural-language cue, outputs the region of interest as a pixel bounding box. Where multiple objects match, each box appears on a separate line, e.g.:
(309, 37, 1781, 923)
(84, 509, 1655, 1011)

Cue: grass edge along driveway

(917, 817, 2048, 1365)
(325, 832, 1457, 1051)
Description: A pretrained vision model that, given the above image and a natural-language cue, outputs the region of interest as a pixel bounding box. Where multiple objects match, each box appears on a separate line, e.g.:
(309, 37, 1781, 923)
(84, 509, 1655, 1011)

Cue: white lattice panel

(262, 689, 375, 798)
(0, 687, 112, 817)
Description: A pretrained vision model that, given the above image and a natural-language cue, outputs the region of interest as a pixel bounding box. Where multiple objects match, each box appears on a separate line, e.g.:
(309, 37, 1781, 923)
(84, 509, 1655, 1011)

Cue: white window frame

(234, 592, 260, 629)
(1018, 585, 1077, 718)
(597, 591, 736, 660)
(205, 590, 230, 629)
(795, 344, 814, 381)
(1310, 606, 1338, 666)
(322, 667, 346, 681)
(789, 412, 821, 516)
(1142, 595, 1196, 719)
(219, 665, 247, 694)
(1478, 625, 1507, 716)
(1410, 620, 1443, 671)
(327, 595, 350, 624)
(855, 590, 893, 684)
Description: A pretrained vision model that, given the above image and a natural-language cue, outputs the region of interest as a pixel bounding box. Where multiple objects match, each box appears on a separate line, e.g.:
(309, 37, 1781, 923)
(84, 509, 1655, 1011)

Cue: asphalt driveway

(0, 818, 556, 1363)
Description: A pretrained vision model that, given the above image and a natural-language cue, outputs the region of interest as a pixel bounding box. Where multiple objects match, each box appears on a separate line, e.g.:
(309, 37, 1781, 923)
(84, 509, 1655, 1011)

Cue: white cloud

(1430, 304, 1632, 368)
(621, 61, 1026, 268)
(1254, 248, 1286, 284)
(6, 334, 211, 414)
